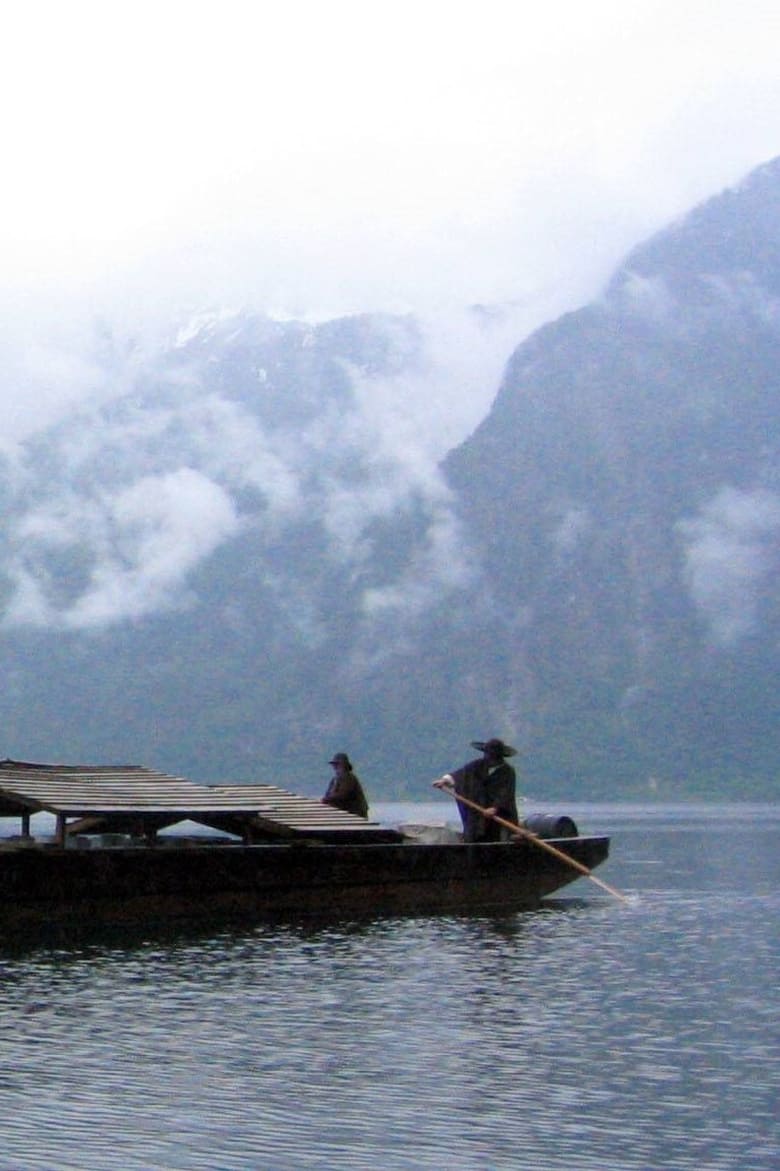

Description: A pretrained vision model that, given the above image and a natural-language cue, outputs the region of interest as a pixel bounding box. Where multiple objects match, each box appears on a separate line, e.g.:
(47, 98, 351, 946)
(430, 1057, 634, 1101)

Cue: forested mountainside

(2, 159, 779, 800)
(440, 158, 780, 797)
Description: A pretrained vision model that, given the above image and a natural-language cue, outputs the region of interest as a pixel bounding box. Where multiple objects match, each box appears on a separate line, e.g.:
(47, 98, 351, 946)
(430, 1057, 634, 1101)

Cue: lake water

(1, 803, 778, 1170)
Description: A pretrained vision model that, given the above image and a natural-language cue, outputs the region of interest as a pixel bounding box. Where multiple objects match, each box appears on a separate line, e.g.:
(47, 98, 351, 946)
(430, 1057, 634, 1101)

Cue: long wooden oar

(435, 783, 628, 903)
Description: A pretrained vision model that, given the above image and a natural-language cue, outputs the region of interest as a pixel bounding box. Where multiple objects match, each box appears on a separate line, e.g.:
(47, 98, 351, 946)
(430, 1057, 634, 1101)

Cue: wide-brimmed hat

(470, 738, 517, 758)
(329, 753, 352, 768)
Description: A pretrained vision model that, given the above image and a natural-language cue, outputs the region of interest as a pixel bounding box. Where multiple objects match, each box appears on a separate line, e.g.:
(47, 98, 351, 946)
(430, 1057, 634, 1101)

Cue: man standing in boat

(322, 753, 369, 818)
(433, 738, 519, 841)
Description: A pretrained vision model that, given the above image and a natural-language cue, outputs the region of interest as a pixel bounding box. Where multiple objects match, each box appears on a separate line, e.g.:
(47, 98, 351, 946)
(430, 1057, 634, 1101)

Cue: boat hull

(0, 836, 610, 927)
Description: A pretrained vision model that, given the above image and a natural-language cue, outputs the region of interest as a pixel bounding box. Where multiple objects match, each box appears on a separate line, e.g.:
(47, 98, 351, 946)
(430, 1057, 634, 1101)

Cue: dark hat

(470, 738, 517, 758)
(329, 753, 352, 768)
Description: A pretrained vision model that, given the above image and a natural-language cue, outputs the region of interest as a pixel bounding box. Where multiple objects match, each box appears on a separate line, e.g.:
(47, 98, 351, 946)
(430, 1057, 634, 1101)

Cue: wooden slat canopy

(0, 759, 401, 844)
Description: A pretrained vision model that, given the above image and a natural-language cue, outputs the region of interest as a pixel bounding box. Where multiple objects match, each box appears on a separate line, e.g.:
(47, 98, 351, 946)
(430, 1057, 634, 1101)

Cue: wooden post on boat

(434, 783, 628, 903)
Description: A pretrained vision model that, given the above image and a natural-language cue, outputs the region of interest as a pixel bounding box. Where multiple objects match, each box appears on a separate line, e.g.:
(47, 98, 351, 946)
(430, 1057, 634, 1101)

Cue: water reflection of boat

(0, 759, 610, 928)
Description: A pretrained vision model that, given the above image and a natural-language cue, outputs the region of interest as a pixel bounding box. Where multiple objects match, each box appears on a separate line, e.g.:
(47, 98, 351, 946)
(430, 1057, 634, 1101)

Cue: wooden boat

(0, 759, 610, 928)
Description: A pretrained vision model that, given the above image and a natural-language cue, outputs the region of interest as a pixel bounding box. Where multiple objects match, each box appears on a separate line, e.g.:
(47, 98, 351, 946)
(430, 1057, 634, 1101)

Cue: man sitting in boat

(433, 738, 519, 842)
(322, 753, 369, 818)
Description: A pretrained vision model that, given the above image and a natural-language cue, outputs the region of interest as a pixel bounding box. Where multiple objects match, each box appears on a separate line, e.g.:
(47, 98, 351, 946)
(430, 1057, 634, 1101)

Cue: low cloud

(362, 503, 478, 619)
(678, 485, 780, 646)
(5, 469, 240, 630)
(0, 305, 523, 634)
(551, 506, 593, 555)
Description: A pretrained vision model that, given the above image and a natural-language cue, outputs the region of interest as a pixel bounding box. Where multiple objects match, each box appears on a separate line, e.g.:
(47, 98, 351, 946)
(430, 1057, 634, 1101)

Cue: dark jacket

(450, 757, 518, 842)
(323, 770, 369, 818)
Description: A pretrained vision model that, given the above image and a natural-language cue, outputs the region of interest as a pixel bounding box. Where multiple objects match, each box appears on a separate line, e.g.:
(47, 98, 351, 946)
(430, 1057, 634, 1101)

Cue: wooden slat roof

(0, 759, 397, 840)
(209, 784, 370, 831)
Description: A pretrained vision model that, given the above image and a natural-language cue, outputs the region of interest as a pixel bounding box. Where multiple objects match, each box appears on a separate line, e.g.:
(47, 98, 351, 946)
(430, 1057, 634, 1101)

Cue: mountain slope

(440, 158, 780, 797)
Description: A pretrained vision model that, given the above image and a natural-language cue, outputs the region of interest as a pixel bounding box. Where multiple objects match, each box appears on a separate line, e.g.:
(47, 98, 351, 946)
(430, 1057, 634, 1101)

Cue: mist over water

(0, 805, 777, 1170)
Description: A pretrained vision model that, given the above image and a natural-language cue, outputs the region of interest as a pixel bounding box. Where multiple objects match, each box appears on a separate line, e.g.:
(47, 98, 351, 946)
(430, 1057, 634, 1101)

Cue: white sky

(3, 0, 780, 326)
